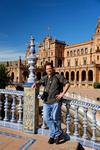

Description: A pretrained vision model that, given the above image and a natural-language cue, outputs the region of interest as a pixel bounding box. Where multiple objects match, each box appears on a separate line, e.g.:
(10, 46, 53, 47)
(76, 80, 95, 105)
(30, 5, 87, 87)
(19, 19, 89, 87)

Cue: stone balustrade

(40, 92, 100, 149)
(0, 89, 24, 129)
(0, 89, 100, 149)
(62, 92, 100, 149)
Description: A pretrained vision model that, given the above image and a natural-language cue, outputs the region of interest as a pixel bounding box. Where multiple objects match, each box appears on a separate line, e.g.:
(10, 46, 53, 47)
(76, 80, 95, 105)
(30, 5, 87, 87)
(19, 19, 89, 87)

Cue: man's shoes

(55, 132, 63, 144)
(48, 137, 55, 144)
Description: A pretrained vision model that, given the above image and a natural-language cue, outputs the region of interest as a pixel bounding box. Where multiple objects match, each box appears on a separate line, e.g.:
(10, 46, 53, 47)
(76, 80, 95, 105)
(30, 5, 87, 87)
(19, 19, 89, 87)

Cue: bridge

(0, 88, 100, 150)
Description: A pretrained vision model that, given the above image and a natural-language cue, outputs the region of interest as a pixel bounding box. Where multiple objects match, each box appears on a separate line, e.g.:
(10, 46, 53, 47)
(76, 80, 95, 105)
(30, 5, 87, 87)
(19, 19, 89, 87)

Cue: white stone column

(74, 105, 79, 137)
(82, 107, 88, 139)
(0, 94, 2, 120)
(91, 109, 97, 142)
(66, 104, 71, 135)
(4, 94, 9, 121)
(17, 95, 23, 124)
(11, 95, 16, 123)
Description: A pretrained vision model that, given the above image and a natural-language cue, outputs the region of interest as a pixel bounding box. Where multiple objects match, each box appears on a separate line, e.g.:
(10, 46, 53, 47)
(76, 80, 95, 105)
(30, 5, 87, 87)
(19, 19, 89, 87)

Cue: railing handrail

(63, 92, 100, 110)
(0, 88, 100, 149)
(0, 89, 24, 96)
(0, 89, 99, 110)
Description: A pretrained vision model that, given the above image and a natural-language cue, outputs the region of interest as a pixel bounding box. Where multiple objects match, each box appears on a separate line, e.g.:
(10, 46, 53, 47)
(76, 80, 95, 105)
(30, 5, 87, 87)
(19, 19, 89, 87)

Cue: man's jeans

(43, 102, 62, 138)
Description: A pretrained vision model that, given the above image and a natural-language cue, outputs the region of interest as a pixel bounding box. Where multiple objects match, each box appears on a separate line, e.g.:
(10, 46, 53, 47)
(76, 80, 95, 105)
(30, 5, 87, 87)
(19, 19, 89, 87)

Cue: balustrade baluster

(74, 105, 79, 137)
(42, 108, 46, 129)
(91, 109, 97, 142)
(82, 107, 88, 139)
(17, 95, 23, 124)
(4, 94, 9, 121)
(0, 94, 2, 120)
(66, 104, 71, 135)
(11, 95, 16, 123)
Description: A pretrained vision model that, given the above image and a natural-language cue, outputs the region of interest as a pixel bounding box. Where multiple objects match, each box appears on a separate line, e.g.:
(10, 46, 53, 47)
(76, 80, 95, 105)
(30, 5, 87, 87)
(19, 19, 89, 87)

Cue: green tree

(0, 64, 11, 89)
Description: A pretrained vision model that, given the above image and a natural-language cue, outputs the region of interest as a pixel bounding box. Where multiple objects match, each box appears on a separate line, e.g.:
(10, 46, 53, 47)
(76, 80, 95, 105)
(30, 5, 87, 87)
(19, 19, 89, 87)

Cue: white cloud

(0, 49, 25, 61)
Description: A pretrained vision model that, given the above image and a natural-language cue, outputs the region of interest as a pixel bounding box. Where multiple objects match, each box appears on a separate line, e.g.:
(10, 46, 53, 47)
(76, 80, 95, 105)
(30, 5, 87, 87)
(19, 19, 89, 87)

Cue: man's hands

(31, 81, 40, 88)
(31, 83, 36, 88)
(55, 92, 64, 101)
(56, 83, 70, 101)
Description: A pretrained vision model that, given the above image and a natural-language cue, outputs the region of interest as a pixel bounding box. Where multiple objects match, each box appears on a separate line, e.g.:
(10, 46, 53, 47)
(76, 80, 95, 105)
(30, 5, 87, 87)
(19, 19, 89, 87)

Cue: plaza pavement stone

(0, 126, 94, 150)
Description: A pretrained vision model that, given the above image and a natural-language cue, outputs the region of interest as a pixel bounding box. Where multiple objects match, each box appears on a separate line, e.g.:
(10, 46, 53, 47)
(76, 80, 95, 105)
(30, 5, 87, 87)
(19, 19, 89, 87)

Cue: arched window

(81, 70, 86, 81)
(11, 72, 14, 82)
(88, 70, 93, 81)
(66, 72, 69, 80)
(51, 60, 53, 67)
(74, 50, 76, 56)
(67, 60, 70, 67)
(70, 51, 73, 56)
(67, 51, 69, 56)
(77, 49, 80, 55)
(55, 72, 59, 74)
(71, 71, 75, 81)
(81, 48, 84, 55)
(16, 77, 18, 82)
(58, 59, 62, 67)
(97, 55, 99, 60)
(61, 72, 64, 76)
(85, 48, 88, 54)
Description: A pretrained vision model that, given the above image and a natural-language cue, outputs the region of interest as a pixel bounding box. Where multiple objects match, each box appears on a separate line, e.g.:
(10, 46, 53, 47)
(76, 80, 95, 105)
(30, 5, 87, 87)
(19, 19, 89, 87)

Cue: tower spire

(97, 17, 100, 26)
(96, 17, 100, 33)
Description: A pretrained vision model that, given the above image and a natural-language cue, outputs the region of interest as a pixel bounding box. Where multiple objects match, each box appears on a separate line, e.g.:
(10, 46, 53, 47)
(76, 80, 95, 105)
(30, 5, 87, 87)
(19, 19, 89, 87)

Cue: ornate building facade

(0, 18, 100, 88)
(0, 57, 26, 83)
(35, 18, 100, 87)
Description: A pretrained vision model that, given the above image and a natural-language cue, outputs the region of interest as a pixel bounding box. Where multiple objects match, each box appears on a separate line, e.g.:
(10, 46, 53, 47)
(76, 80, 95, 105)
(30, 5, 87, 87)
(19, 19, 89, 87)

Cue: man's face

(46, 65, 53, 76)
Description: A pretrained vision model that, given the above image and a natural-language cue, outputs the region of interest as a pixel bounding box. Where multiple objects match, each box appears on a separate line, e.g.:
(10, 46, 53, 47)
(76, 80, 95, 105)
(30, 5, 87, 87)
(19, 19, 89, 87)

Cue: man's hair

(45, 62, 53, 68)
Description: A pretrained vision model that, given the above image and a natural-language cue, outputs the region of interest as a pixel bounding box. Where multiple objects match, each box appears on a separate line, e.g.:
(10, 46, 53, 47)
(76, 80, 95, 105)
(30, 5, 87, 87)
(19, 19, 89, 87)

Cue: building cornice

(65, 40, 93, 49)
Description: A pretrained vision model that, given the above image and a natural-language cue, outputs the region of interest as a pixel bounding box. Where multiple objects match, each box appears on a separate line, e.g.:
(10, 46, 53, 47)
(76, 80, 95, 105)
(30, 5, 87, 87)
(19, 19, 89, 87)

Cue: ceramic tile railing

(0, 89, 100, 149)
(63, 92, 100, 140)
(0, 89, 24, 129)
(41, 92, 100, 149)
(64, 93, 100, 149)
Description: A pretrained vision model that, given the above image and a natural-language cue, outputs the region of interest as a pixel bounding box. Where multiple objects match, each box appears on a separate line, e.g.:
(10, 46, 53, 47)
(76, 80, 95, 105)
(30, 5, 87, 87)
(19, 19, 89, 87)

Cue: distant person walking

(32, 62, 70, 144)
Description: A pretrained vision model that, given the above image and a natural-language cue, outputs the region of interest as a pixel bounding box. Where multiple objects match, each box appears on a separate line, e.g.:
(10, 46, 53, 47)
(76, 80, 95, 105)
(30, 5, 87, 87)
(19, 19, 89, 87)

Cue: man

(32, 62, 70, 144)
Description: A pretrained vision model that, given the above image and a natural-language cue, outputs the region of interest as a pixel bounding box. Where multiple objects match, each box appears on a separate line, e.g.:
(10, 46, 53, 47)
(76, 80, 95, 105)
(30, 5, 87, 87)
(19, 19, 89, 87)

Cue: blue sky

(0, 0, 100, 61)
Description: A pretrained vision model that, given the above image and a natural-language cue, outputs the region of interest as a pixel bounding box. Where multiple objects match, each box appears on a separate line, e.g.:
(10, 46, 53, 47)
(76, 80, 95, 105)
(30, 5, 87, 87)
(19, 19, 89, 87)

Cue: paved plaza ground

(0, 127, 95, 150)
(68, 87, 100, 100)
